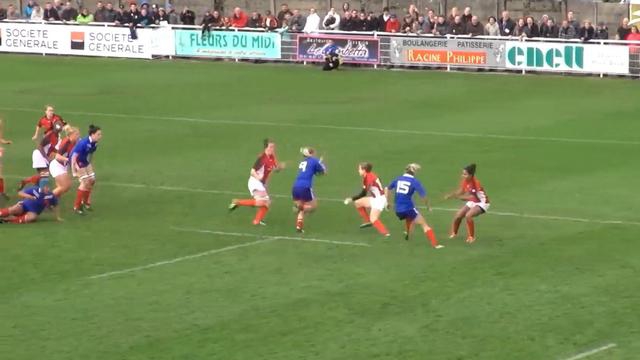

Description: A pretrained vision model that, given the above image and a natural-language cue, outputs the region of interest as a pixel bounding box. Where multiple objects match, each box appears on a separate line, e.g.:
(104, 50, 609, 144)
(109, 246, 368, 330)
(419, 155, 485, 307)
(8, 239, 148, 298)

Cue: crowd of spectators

(0, 1, 639, 41)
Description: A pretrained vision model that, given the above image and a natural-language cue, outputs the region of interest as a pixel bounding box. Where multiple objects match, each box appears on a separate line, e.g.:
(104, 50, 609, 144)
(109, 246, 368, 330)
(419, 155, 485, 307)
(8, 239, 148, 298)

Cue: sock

(0, 208, 9, 217)
(235, 199, 256, 207)
(372, 220, 389, 235)
(86, 190, 92, 205)
(22, 175, 39, 186)
(296, 213, 304, 229)
(405, 219, 413, 233)
(82, 189, 92, 205)
(9, 215, 27, 224)
(0, 178, 4, 193)
(253, 206, 269, 224)
(38, 175, 49, 189)
(451, 217, 462, 235)
(74, 189, 85, 209)
(356, 207, 370, 222)
(425, 229, 438, 247)
(466, 218, 475, 238)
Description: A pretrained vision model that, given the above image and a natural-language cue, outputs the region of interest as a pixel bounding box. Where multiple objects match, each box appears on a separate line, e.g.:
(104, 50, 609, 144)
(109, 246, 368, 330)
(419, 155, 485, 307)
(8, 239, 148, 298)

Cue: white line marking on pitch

(88, 238, 273, 280)
(561, 343, 617, 360)
(1, 107, 638, 146)
(171, 227, 372, 247)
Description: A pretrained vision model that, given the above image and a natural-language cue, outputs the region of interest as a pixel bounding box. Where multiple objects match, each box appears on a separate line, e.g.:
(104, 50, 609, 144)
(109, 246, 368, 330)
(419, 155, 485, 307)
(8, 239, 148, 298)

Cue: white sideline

(87, 238, 273, 279)
(170, 227, 372, 247)
(1, 107, 639, 146)
(561, 343, 617, 360)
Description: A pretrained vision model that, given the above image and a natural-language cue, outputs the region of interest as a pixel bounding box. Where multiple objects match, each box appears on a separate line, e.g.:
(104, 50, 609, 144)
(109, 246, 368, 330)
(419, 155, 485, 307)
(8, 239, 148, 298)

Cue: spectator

(7, 3, 20, 19)
(264, 10, 279, 30)
(180, 6, 194, 25)
(385, 13, 400, 33)
(0, 2, 7, 19)
(94, 1, 107, 22)
(30, 4, 43, 20)
(136, 7, 152, 26)
(167, 5, 178, 24)
(485, 16, 499, 36)
(416, 15, 430, 34)
(448, 6, 459, 24)
(627, 26, 640, 75)
(247, 11, 262, 28)
(514, 17, 526, 37)
(579, 20, 595, 41)
(539, 14, 549, 30)
(201, 9, 214, 32)
(289, 9, 305, 31)
(122, 3, 139, 25)
(303, 8, 320, 32)
(280, 13, 290, 30)
(498, 10, 515, 36)
(230, 7, 248, 28)
(377, 6, 390, 32)
(462, 7, 472, 24)
(43, 1, 59, 20)
(76, 7, 93, 23)
(426, 8, 436, 27)
(524, 16, 540, 37)
(408, 4, 418, 20)
(154, 7, 168, 24)
(23, 0, 34, 18)
(323, 7, 340, 30)
(595, 22, 609, 40)
(339, 11, 353, 31)
(114, 4, 124, 24)
(354, 12, 368, 32)
(541, 18, 559, 38)
(616, 18, 631, 40)
(365, 11, 378, 32)
(626, 25, 640, 41)
(465, 15, 483, 36)
(401, 14, 413, 33)
(103, 2, 116, 22)
(60, 1, 76, 21)
(448, 15, 465, 35)
(567, 11, 580, 35)
(277, 3, 292, 24)
(341, 2, 349, 15)
(53, 0, 62, 14)
(559, 19, 576, 39)
(433, 15, 448, 35)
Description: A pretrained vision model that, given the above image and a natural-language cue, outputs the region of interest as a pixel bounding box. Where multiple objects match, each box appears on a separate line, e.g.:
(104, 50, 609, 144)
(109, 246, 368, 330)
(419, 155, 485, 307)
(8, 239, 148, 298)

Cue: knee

(465, 213, 474, 221)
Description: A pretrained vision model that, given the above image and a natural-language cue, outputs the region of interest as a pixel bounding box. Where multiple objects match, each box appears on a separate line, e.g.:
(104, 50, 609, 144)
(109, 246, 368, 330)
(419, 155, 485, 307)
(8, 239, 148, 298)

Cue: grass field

(0, 54, 639, 360)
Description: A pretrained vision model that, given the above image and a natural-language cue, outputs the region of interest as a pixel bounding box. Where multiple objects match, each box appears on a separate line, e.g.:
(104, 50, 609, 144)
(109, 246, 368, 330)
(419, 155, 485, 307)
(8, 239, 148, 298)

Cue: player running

(0, 119, 12, 200)
(49, 127, 80, 197)
(343, 162, 389, 237)
(292, 147, 326, 233)
(387, 163, 443, 249)
(444, 163, 490, 243)
(71, 125, 102, 214)
(229, 139, 285, 226)
(31, 105, 67, 141)
(0, 185, 61, 224)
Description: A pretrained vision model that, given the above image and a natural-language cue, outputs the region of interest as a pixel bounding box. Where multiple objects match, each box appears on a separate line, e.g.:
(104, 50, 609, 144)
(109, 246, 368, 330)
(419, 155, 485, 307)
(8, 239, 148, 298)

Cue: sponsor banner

(175, 30, 281, 59)
(150, 26, 175, 56)
(389, 38, 506, 67)
(505, 42, 629, 75)
(296, 34, 380, 64)
(0, 22, 152, 58)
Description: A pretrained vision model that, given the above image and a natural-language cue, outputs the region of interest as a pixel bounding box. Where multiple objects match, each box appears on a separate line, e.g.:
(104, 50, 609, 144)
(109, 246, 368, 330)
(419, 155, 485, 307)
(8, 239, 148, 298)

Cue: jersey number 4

(299, 161, 307, 172)
(396, 181, 411, 194)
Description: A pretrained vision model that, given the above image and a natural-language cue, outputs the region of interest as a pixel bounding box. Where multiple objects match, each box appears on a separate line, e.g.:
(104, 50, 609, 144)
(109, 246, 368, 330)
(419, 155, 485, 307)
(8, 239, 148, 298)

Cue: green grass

(0, 54, 639, 360)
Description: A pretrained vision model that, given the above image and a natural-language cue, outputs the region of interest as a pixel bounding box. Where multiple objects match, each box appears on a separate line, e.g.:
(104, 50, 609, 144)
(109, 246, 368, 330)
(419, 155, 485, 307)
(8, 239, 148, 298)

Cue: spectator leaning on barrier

(339, 10, 352, 31)
(514, 17, 526, 37)
(180, 6, 194, 25)
(354, 12, 368, 32)
(30, 4, 43, 20)
(542, 18, 559, 38)
(7, 4, 20, 19)
(499, 10, 515, 36)
(23, 0, 34, 18)
(289, 9, 305, 32)
(264, 10, 279, 30)
(401, 14, 413, 33)
(323, 7, 340, 30)
(94, 1, 106, 22)
(433, 15, 448, 35)
(136, 7, 152, 26)
(230, 7, 248, 28)
(104, 2, 116, 22)
(76, 7, 92, 23)
(247, 11, 262, 28)
(43, 1, 59, 20)
(277, 3, 292, 24)
(627, 26, 640, 75)
(466, 15, 483, 36)
(114, 4, 124, 24)
(303, 8, 320, 32)
(123, 3, 139, 25)
(426, 8, 436, 27)
(385, 13, 400, 33)
(61, 1, 76, 21)
(366, 12, 378, 31)
(449, 15, 465, 35)
(416, 15, 430, 34)
(0, 2, 7, 20)
(154, 7, 168, 24)
(525, 16, 540, 37)
(539, 14, 549, 30)
(167, 5, 178, 24)
(567, 11, 580, 36)
(378, 6, 389, 31)
(485, 16, 499, 36)
(579, 20, 595, 41)
(559, 20, 576, 39)
(596, 22, 609, 40)
(617, 18, 631, 40)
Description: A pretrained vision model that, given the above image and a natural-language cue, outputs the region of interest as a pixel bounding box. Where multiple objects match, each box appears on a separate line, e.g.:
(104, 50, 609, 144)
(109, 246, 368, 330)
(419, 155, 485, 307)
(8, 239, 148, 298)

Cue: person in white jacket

(323, 8, 340, 30)
(30, 5, 44, 21)
(303, 8, 320, 32)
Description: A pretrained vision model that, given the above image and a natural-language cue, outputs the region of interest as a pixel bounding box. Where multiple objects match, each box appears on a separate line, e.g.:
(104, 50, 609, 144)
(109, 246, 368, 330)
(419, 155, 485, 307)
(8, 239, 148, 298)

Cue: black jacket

(122, 9, 140, 24)
(449, 22, 465, 35)
(43, 8, 60, 20)
(596, 27, 609, 40)
(434, 22, 449, 36)
(579, 26, 595, 41)
(498, 18, 515, 36)
(541, 24, 559, 38)
(180, 9, 195, 25)
(0, 8, 6, 20)
(377, 14, 389, 32)
(61, 8, 78, 21)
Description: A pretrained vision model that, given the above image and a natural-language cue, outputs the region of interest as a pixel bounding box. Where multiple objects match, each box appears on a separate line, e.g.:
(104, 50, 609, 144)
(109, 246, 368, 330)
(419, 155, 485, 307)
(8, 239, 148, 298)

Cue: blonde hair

(406, 163, 421, 174)
(300, 147, 315, 157)
(67, 126, 80, 135)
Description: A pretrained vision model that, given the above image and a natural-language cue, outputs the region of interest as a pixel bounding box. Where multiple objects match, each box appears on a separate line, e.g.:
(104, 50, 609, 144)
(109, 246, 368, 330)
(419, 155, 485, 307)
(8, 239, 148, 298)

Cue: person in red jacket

(626, 26, 640, 75)
(385, 13, 400, 32)
(230, 7, 248, 28)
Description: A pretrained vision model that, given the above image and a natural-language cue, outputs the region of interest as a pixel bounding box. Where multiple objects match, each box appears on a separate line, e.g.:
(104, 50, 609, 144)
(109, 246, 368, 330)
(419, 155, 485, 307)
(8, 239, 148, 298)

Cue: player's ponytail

(405, 163, 421, 175)
(464, 163, 477, 176)
(88, 124, 101, 135)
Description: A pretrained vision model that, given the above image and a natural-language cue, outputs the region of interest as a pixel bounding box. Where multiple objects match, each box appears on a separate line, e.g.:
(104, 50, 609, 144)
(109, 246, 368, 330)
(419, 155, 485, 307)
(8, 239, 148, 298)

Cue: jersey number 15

(396, 181, 411, 195)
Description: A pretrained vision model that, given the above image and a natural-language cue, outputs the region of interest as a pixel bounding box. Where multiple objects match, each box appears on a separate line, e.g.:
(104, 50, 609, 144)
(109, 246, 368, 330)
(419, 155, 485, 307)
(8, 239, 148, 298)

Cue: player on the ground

(228, 139, 285, 226)
(70, 124, 102, 214)
(49, 127, 80, 198)
(0, 185, 61, 224)
(343, 162, 389, 237)
(0, 119, 13, 200)
(387, 163, 443, 249)
(444, 163, 490, 243)
(292, 147, 326, 233)
(19, 105, 68, 190)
